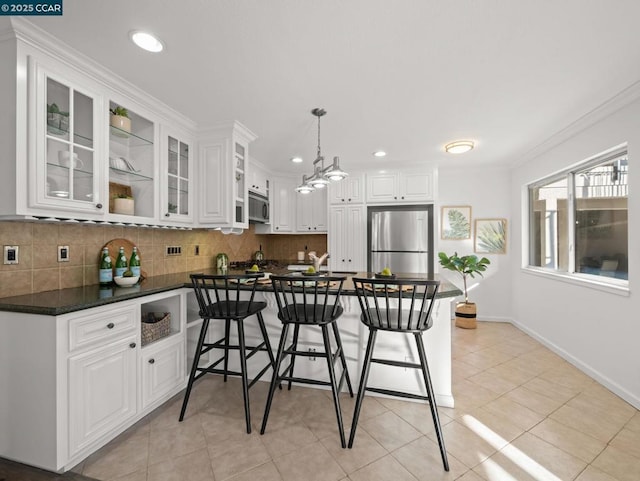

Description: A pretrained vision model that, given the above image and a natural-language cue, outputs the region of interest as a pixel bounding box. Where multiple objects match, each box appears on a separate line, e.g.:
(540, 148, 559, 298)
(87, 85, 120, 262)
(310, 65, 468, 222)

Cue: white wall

(437, 167, 513, 321)
(510, 92, 640, 409)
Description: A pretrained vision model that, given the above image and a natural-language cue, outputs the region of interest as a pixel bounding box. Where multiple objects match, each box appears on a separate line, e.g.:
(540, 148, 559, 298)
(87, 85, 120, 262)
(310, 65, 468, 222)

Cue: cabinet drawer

(68, 305, 137, 352)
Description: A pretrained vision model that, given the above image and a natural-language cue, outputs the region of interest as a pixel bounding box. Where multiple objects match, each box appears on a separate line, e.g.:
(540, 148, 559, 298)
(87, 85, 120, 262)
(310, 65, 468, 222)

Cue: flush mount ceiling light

(373, 150, 387, 158)
(295, 108, 348, 194)
(290, 156, 303, 163)
(444, 140, 474, 154)
(130, 30, 164, 53)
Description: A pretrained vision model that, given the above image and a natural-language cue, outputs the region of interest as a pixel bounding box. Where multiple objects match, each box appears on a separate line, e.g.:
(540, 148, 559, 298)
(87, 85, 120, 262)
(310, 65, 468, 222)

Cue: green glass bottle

(129, 246, 141, 277)
(115, 246, 128, 277)
(99, 247, 113, 285)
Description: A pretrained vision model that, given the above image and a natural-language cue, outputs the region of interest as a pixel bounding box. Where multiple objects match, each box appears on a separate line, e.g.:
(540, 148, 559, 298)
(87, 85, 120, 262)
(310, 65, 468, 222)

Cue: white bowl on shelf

(113, 275, 140, 287)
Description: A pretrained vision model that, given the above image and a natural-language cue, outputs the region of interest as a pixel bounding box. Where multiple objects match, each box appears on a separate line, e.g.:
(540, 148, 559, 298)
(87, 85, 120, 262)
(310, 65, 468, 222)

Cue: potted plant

(438, 251, 490, 329)
(47, 103, 69, 134)
(113, 193, 135, 215)
(109, 105, 131, 133)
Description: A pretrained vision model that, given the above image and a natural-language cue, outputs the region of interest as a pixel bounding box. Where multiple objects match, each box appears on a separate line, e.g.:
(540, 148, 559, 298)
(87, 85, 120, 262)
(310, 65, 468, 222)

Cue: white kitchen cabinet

(67, 303, 139, 459)
(329, 173, 364, 204)
(68, 334, 138, 458)
(30, 56, 106, 217)
(1, 27, 201, 228)
(328, 205, 366, 272)
(197, 121, 257, 230)
(366, 171, 433, 204)
(296, 188, 327, 233)
(0, 289, 189, 473)
(141, 336, 185, 409)
(248, 158, 269, 198)
(255, 176, 296, 233)
(160, 126, 193, 224)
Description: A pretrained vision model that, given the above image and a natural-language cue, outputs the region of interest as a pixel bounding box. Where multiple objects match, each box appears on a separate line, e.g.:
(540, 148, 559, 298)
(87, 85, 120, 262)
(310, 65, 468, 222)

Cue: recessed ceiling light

(444, 140, 474, 154)
(373, 150, 387, 158)
(130, 31, 164, 53)
(291, 156, 303, 163)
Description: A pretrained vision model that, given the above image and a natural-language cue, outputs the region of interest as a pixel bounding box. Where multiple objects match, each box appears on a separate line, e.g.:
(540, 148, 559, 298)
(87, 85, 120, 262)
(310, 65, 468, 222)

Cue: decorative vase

(110, 114, 131, 134)
(113, 198, 135, 215)
(455, 302, 477, 329)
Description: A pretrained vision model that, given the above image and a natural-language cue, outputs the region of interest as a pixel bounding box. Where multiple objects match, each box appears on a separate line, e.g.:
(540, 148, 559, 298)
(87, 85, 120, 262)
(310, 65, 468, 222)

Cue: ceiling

(24, 0, 640, 176)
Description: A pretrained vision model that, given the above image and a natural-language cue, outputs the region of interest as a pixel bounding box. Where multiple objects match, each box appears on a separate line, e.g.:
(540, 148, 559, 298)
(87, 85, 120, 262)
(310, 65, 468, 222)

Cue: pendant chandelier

(295, 108, 348, 194)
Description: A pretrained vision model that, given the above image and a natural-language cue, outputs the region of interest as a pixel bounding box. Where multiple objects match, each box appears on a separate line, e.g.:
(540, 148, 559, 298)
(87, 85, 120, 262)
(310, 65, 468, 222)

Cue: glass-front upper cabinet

(234, 141, 246, 225)
(161, 126, 192, 223)
(33, 62, 104, 215)
(108, 101, 155, 220)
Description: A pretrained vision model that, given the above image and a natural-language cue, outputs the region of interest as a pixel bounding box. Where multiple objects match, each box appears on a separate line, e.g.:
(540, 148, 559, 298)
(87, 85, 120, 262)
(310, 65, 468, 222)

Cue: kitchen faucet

(308, 252, 330, 271)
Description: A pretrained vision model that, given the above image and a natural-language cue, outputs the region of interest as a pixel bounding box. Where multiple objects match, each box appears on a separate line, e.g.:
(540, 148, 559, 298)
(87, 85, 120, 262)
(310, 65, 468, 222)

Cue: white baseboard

(511, 319, 640, 410)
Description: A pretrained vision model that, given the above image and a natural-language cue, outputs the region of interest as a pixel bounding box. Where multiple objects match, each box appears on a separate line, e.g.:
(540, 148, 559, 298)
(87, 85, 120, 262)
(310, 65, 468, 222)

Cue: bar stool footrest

(366, 386, 430, 402)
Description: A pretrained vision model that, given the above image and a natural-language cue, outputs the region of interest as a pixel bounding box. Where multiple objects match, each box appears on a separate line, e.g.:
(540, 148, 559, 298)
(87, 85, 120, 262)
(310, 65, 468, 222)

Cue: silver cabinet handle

(96, 203, 103, 209)
(129, 342, 136, 349)
(148, 358, 155, 364)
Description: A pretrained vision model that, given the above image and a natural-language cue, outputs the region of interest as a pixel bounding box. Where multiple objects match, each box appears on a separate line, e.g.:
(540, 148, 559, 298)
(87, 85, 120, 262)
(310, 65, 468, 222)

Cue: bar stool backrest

(190, 273, 263, 320)
(270, 275, 347, 324)
(352, 277, 440, 332)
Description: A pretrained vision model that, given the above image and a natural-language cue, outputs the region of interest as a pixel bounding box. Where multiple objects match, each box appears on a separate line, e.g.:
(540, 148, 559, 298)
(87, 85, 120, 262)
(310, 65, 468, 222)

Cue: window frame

(523, 144, 629, 295)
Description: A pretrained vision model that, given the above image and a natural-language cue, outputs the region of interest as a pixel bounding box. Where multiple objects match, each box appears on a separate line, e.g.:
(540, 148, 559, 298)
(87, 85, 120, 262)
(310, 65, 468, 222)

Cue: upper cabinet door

(366, 172, 398, 203)
(329, 173, 364, 204)
(160, 126, 193, 224)
(107, 100, 157, 221)
(32, 60, 105, 216)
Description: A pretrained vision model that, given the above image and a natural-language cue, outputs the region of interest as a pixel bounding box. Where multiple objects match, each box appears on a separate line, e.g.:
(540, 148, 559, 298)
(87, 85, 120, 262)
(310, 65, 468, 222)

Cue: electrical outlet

(308, 348, 317, 361)
(166, 246, 182, 256)
(58, 245, 70, 262)
(3, 245, 19, 265)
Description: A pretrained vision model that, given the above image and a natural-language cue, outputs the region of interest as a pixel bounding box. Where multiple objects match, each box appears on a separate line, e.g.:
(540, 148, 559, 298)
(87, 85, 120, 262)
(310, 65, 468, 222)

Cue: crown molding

(9, 17, 198, 133)
(512, 79, 640, 169)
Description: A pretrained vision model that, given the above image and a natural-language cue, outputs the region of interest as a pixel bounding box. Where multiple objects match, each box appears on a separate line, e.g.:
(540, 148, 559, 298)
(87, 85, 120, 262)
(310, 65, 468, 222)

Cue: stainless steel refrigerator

(368, 205, 434, 274)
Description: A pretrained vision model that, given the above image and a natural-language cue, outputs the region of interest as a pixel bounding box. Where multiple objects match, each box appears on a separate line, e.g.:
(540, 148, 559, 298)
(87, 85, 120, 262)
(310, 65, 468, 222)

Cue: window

(528, 147, 628, 284)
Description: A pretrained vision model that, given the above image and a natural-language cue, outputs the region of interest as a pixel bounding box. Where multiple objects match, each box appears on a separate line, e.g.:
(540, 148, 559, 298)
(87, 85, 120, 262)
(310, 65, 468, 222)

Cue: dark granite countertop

(0, 268, 461, 316)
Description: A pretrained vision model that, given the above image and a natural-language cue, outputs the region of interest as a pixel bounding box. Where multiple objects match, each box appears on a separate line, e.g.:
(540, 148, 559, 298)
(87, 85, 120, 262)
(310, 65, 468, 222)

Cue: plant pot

(110, 114, 131, 134)
(113, 197, 134, 215)
(455, 302, 477, 329)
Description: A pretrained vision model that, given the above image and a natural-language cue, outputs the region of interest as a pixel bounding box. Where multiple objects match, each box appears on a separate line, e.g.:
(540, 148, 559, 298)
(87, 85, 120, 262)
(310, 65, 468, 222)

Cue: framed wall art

(474, 218, 507, 254)
(441, 205, 472, 240)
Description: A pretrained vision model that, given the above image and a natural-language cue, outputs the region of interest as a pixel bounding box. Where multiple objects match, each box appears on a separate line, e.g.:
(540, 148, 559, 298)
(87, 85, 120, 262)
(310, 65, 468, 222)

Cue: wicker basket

(141, 312, 171, 346)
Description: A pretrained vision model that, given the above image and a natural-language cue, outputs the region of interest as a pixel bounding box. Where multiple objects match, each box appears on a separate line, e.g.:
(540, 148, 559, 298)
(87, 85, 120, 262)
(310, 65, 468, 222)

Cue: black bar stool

(260, 274, 354, 447)
(180, 273, 276, 433)
(349, 277, 449, 471)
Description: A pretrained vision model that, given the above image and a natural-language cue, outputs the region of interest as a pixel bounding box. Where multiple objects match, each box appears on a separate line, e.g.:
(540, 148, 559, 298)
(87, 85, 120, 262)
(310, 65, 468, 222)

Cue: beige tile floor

(70, 321, 640, 481)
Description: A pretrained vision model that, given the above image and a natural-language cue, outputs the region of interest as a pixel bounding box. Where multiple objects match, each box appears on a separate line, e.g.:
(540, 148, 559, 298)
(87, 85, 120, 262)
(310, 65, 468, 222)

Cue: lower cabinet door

(68, 336, 138, 457)
(141, 337, 185, 409)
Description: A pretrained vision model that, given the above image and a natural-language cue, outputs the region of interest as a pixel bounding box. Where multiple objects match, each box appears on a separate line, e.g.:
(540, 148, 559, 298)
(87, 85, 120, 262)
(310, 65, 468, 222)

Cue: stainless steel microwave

(248, 192, 269, 223)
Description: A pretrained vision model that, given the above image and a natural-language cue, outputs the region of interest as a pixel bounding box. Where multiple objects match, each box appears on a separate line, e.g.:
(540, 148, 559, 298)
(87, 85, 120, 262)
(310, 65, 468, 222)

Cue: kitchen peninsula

(0, 269, 460, 473)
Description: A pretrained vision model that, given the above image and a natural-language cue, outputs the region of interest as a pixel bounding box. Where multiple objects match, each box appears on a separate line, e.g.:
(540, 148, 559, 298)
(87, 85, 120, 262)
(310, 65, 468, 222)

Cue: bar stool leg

(287, 324, 301, 390)
(415, 332, 449, 471)
(260, 323, 290, 435)
(348, 328, 377, 448)
(256, 312, 276, 369)
(322, 324, 347, 448)
(223, 318, 231, 382)
(180, 318, 210, 422)
(331, 322, 354, 396)
(237, 319, 252, 434)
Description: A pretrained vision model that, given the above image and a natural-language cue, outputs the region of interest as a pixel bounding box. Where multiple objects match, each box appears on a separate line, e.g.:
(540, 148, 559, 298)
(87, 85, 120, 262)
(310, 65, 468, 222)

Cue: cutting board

(101, 238, 147, 278)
